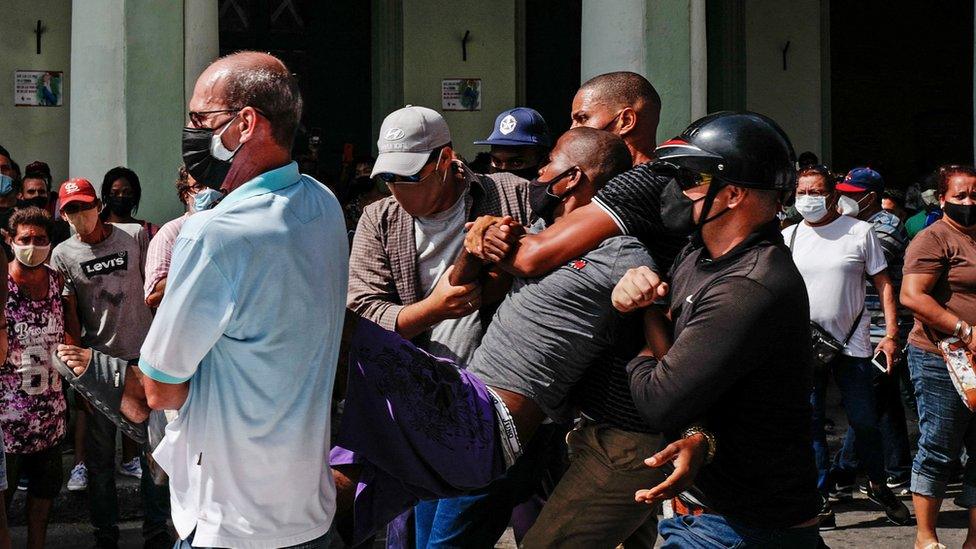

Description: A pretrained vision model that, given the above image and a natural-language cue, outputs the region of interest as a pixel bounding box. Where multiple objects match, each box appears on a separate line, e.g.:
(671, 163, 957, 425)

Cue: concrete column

(69, 0, 219, 224)
(184, 0, 221, 108)
(69, 0, 126, 184)
(581, 0, 705, 143)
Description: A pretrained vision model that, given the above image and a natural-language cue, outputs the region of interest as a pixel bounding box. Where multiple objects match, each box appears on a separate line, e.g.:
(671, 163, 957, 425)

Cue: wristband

(682, 425, 717, 464)
(883, 334, 897, 341)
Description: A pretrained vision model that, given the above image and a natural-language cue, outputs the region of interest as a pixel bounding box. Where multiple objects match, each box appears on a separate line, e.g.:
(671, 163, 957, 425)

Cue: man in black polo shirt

(613, 112, 822, 546)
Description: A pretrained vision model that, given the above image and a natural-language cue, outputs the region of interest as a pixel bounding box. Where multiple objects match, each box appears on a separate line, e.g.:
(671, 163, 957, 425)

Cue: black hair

(797, 164, 837, 192)
(561, 127, 632, 189)
(8, 206, 53, 237)
(101, 166, 142, 213)
(937, 164, 976, 197)
(579, 71, 662, 116)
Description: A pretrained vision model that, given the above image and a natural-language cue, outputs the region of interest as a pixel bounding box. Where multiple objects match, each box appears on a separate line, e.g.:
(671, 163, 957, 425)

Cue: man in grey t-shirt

(49, 177, 166, 548)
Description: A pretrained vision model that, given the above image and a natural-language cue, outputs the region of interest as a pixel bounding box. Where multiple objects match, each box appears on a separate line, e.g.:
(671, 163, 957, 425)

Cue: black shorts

(3, 444, 63, 501)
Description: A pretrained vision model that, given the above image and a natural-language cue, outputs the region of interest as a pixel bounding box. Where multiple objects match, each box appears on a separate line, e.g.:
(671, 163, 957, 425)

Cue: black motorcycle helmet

(655, 111, 797, 191)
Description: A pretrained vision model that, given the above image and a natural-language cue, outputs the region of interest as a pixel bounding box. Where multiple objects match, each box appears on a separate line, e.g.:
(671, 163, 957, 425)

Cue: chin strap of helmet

(695, 178, 733, 230)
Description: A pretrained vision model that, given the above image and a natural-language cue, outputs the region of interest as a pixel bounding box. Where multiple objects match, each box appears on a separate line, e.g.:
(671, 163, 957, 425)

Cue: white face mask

(837, 194, 863, 217)
(795, 194, 830, 223)
(64, 208, 99, 236)
(211, 114, 244, 162)
(12, 243, 50, 267)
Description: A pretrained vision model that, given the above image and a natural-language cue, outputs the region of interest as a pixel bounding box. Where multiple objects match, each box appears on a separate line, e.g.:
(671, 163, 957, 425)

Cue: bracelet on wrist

(955, 320, 967, 338)
(682, 424, 717, 464)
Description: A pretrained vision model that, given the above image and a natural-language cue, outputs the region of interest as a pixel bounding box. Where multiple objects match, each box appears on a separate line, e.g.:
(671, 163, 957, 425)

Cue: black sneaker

(866, 483, 912, 526)
(830, 482, 854, 502)
(887, 475, 910, 495)
(818, 500, 836, 531)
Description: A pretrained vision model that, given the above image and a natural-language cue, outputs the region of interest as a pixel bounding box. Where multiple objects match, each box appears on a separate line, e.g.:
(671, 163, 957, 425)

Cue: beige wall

(400, 0, 518, 161)
(0, 0, 72, 183)
(744, 0, 823, 157)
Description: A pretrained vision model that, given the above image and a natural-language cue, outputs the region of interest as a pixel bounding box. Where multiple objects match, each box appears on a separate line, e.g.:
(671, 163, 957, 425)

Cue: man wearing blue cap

(474, 107, 551, 180)
(831, 167, 914, 503)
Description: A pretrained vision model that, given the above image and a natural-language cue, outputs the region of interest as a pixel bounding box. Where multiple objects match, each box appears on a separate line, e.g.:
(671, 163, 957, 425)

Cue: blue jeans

(832, 359, 913, 482)
(658, 514, 820, 548)
(413, 423, 563, 548)
(810, 355, 886, 493)
(908, 344, 976, 505)
(174, 528, 333, 548)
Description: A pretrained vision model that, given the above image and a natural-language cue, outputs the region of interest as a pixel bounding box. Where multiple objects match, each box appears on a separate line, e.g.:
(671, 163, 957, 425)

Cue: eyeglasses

(187, 108, 241, 128)
(651, 161, 713, 191)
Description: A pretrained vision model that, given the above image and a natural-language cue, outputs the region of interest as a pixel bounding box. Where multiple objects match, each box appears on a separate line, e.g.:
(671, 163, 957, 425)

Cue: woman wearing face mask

(900, 165, 976, 549)
(0, 206, 75, 548)
(99, 167, 159, 239)
(783, 165, 910, 528)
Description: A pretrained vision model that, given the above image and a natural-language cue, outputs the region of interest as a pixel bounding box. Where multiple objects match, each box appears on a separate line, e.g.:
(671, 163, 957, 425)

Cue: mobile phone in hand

(872, 350, 888, 373)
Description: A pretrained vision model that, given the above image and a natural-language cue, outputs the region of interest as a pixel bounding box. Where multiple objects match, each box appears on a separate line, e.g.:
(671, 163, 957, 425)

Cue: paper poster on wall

(14, 70, 63, 106)
(442, 78, 481, 111)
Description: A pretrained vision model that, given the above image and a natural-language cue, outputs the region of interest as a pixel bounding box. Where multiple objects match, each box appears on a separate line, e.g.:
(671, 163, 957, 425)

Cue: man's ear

(238, 106, 261, 144)
(617, 107, 638, 136)
(725, 185, 749, 209)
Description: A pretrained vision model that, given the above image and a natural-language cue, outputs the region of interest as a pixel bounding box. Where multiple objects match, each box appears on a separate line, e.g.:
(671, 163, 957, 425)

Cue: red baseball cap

(59, 178, 98, 209)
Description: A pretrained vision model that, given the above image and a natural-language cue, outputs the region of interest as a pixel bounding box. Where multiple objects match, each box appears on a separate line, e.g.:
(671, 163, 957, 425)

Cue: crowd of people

(0, 50, 972, 549)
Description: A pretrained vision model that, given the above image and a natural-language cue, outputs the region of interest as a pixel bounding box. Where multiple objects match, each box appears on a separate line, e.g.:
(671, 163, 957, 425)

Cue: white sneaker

(67, 463, 88, 491)
(118, 457, 142, 479)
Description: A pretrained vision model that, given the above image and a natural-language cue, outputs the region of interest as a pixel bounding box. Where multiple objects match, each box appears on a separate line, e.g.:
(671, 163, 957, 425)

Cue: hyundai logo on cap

(475, 107, 551, 147)
(372, 105, 452, 178)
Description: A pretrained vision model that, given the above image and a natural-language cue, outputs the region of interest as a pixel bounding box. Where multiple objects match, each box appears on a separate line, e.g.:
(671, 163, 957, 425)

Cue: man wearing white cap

(346, 105, 533, 546)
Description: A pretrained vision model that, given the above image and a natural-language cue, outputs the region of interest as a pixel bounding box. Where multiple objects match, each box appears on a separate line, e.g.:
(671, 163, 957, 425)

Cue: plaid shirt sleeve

(347, 203, 405, 331)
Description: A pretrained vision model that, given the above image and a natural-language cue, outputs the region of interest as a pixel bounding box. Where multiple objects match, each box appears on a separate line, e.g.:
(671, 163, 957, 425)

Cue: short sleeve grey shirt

(51, 223, 153, 360)
(467, 233, 656, 422)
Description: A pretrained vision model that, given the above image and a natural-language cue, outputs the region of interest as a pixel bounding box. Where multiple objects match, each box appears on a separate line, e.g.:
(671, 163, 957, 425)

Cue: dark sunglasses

(376, 148, 446, 184)
(651, 161, 714, 191)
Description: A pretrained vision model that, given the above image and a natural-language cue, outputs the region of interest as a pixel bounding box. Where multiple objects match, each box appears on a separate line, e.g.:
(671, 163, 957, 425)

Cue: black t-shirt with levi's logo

(51, 223, 152, 361)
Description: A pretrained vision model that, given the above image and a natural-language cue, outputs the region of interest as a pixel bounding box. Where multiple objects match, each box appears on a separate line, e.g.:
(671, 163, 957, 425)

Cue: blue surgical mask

(193, 188, 224, 212)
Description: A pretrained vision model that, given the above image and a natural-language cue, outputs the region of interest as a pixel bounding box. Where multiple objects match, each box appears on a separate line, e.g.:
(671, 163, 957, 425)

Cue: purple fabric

(330, 317, 504, 545)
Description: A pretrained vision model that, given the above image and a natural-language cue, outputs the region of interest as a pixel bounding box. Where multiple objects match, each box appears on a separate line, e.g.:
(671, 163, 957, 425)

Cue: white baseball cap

(372, 105, 452, 179)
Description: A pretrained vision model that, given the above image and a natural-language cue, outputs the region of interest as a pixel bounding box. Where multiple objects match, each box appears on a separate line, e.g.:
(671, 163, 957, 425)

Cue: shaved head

(557, 127, 632, 189)
(579, 71, 661, 118)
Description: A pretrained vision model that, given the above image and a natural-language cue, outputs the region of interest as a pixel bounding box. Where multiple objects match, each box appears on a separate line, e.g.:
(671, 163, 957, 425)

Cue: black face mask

(105, 196, 137, 217)
(944, 202, 976, 228)
(528, 167, 577, 225)
(17, 197, 48, 210)
(660, 178, 731, 236)
(182, 127, 232, 190)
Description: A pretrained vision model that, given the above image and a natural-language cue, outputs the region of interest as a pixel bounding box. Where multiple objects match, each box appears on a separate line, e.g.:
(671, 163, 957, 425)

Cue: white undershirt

(414, 189, 483, 364)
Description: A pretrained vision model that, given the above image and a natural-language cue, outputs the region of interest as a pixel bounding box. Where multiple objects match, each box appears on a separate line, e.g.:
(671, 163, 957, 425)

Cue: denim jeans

(810, 354, 886, 493)
(908, 344, 976, 505)
(658, 514, 820, 548)
(832, 360, 913, 482)
(413, 423, 563, 548)
(87, 410, 170, 545)
(174, 528, 333, 549)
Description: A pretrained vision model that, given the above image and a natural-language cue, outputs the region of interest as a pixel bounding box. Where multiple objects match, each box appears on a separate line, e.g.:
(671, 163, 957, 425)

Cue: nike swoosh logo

(686, 295, 694, 304)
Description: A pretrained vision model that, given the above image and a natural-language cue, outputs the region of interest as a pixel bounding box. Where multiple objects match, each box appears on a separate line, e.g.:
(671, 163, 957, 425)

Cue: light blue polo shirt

(139, 162, 348, 548)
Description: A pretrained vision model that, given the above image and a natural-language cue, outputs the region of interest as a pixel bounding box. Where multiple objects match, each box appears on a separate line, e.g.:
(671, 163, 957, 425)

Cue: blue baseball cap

(837, 167, 884, 193)
(474, 107, 551, 147)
